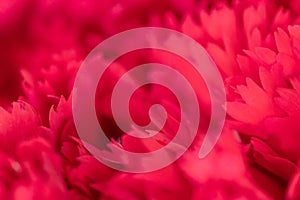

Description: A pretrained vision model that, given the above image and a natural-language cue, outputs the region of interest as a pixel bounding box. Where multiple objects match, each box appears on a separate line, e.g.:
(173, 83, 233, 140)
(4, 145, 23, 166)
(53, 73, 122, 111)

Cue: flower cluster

(1, 0, 300, 199)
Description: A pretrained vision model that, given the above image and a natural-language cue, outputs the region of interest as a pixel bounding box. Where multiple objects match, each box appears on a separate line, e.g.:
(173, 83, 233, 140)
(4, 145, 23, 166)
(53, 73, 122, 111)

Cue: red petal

(275, 88, 300, 117)
(276, 53, 298, 76)
(255, 47, 276, 65)
(227, 102, 262, 124)
(181, 15, 203, 40)
(248, 28, 262, 50)
(275, 28, 293, 56)
(247, 137, 297, 182)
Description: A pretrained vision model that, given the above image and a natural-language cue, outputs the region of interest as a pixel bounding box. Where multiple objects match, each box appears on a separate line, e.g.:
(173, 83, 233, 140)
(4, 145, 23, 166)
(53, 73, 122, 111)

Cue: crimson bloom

(1, 0, 300, 199)
(172, 0, 300, 199)
(0, 101, 68, 199)
(226, 25, 300, 199)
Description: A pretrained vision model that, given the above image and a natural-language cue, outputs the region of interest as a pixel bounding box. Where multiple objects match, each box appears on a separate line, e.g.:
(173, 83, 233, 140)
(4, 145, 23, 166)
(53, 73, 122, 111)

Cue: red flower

(227, 24, 300, 199)
(1, 0, 300, 199)
(0, 101, 68, 199)
(50, 96, 270, 199)
(176, 1, 300, 198)
(21, 50, 81, 125)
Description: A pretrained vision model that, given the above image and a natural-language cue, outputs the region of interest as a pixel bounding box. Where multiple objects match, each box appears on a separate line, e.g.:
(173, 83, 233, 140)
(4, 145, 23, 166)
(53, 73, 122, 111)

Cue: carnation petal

(275, 28, 293, 56)
(255, 47, 277, 65)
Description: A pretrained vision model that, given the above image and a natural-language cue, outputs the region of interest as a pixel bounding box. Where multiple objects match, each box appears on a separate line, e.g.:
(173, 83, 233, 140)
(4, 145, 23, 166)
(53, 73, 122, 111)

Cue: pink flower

(175, 1, 300, 198)
(1, 0, 300, 199)
(226, 21, 300, 200)
(50, 95, 270, 199)
(180, 0, 300, 77)
(21, 50, 81, 125)
(90, 129, 272, 200)
(0, 101, 68, 199)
